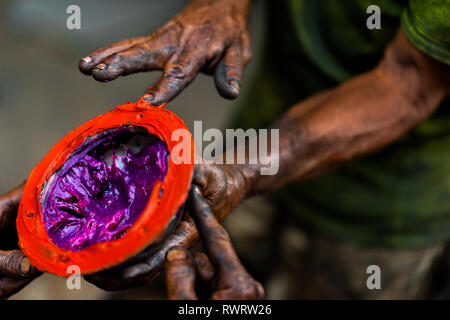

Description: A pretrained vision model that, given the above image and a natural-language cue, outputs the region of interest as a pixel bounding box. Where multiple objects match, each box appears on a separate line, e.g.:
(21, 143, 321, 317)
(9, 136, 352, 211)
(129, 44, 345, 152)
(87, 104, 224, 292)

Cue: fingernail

(164, 66, 185, 79)
(81, 56, 92, 64)
(229, 79, 240, 90)
(93, 63, 107, 72)
(19, 257, 32, 275)
(166, 248, 187, 261)
(144, 93, 163, 106)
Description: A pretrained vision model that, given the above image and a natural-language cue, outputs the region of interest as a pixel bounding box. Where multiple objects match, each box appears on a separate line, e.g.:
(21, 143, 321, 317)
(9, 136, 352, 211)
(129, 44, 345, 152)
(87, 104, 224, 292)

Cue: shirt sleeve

(401, 0, 450, 66)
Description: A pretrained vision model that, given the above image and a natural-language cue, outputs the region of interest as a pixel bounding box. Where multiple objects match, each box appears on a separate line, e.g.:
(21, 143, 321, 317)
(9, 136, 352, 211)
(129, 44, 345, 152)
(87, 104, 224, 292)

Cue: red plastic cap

(17, 98, 194, 276)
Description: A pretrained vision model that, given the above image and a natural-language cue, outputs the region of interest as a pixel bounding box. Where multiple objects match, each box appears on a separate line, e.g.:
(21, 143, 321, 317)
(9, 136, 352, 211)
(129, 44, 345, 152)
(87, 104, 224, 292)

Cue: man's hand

(84, 161, 250, 291)
(79, 0, 252, 105)
(0, 184, 40, 299)
(164, 185, 264, 300)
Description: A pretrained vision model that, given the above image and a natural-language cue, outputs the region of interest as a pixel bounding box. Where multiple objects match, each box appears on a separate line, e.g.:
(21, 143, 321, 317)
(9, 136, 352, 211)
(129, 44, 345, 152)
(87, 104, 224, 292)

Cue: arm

(239, 29, 450, 195)
(79, 0, 252, 105)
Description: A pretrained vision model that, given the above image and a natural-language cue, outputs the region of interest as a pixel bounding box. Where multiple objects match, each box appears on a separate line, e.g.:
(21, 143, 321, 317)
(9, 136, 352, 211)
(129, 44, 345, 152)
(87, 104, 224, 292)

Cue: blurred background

(0, 0, 286, 299)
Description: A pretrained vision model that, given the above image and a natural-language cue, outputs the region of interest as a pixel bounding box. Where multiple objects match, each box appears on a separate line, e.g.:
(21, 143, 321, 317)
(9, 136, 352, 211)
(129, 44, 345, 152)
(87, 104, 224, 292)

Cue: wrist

(222, 163, 259, 203)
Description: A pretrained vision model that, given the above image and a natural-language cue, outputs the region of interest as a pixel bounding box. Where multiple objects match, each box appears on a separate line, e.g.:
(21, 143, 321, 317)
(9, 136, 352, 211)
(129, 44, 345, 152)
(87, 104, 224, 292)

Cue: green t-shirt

(235, 0, 450, 248)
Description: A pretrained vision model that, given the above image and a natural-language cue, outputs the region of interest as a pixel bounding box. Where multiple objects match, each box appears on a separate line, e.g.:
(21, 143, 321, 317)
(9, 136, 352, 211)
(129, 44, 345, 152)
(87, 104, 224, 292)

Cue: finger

(81, 20, 181, 77)
(194, 252, 214, 284)
(214, 45, 244, 99)
(143, 49, 203, 106)
(165, 247, 198, 300)
(121, 217, 199, 284)
(0, 273, 40, 300)
(0, 184, 24, 232)
(84, 216, 199, 292)
(0, 250, 37, 278)
(213, 279, 265, 300)
(188, 185, 238, 270)
(90, 43, 174, 82)
(86, 248, 172, 292)
(117, 251, 165, 287)
(79, 36, 149, 75)
(189, 185, 264, 299)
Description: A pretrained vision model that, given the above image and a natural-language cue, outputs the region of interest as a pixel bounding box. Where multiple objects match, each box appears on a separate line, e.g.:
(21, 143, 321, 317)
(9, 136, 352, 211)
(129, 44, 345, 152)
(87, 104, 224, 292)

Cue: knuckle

(242, 48, 252, 64)
(193, 171, 208, 189)
(240, 35, 252, 63)
(224, 63, 242, 77)
(105, 52, 119, 63)
(232, 280, 263, 299)
(168, 269, 191, 280)
(133, 43, 149, 56)
(164, 65, 188, 80)
(194, 252, 210, 264)
(216, 227, 231, 240)
(210, 226, 230, 242)
(106, 53, 127, 68)
(0, 251, 21, 272)
(168, 264, 194, 279)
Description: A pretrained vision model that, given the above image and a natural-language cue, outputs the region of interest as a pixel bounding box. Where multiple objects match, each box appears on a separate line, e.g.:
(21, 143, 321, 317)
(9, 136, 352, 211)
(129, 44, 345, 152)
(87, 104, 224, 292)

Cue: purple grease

(42, 126, 169, 251)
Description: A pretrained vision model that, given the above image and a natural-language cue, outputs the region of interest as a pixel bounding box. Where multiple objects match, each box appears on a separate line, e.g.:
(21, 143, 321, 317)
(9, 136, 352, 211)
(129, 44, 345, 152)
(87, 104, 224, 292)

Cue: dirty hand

(0, 184, 41, 299)
(165, 185, 264, 300)
(84, 161, 251, 291)
(79, 0, 252, 105)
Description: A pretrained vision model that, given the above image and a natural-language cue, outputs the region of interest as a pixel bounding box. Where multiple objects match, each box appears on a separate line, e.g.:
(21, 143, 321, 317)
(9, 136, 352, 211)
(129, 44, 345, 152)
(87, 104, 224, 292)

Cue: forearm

(235, 30, 450, 196)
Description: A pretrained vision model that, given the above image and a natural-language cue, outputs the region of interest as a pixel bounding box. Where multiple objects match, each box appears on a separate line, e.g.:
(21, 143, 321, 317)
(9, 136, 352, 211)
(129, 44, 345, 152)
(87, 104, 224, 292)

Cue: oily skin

(165, 185, 264, 300)
(0, 184, 40, 300)
(79, 0, 252, 105)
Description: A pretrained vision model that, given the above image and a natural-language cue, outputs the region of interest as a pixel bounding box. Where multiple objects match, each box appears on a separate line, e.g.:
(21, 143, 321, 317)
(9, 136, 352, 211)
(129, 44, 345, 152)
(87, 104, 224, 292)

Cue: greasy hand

(79, 0, 252, 105)
(0, 184, 40, 299)
(85, 161, 249, 291)
(165, 185, 264, 300)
